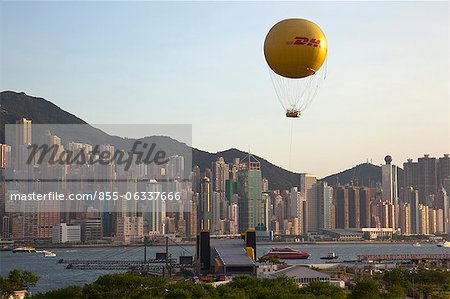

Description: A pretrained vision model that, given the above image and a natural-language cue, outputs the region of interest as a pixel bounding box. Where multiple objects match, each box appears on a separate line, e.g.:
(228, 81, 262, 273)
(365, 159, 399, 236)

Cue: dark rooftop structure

(196, 230, 256, 276)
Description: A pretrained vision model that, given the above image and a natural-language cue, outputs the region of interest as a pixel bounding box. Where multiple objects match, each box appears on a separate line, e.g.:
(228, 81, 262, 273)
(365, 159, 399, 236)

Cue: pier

(357, 254, 450, 267)
(57, 236, 195, 276)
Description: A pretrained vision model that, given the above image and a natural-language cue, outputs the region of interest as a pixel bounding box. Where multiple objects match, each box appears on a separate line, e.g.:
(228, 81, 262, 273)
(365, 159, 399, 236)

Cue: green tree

(32, 286, 83, 299)
(258, 256, 283, 265)
(349, 279, 381, 299)
(385, 284, 406, 299)
(299, 281, 346, 299)
(0, 269, 39, 298)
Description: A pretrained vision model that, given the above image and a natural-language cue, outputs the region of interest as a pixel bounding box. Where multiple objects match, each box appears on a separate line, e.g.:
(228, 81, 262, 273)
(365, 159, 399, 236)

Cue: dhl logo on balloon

(286, 37, 321, 47)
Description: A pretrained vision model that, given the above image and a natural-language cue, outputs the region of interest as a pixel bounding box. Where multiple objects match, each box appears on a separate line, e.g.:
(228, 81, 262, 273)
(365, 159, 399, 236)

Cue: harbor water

(1, 243, 448, 294)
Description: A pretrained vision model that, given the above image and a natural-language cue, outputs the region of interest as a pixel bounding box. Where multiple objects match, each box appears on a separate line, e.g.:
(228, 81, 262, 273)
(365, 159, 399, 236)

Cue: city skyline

(1, 1, 448, 178)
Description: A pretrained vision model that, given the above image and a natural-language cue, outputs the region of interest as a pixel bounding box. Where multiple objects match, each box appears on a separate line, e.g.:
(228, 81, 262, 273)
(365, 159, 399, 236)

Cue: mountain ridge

(0, 90, 391, 190)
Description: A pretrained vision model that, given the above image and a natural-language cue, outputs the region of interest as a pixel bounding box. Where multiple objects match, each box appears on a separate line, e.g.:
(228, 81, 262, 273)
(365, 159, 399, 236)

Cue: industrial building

(196, 229, 257, 276)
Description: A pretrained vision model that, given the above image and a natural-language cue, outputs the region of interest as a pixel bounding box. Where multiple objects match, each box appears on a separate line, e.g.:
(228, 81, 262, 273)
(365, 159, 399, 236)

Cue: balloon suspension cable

(289, 118, 294, 170)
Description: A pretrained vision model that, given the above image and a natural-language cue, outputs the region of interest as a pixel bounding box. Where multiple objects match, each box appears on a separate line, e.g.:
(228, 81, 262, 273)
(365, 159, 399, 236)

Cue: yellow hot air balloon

(264, 18, 328, 118)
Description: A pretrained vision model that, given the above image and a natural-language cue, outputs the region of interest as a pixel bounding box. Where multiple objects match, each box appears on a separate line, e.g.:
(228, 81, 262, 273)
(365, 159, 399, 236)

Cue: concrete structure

(115, 216, 144, 244)
(270, 265, 331, 286)
(319, 228, 364, 241)
(52, 223, 81, 243)
(71, 218, 103, 242)
(348, 227, 395, 240)
(257, 262, 279, 278)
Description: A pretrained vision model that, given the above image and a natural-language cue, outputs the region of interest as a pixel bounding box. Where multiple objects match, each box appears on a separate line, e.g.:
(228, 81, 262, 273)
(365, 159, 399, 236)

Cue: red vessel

(262, 247, 310, 259)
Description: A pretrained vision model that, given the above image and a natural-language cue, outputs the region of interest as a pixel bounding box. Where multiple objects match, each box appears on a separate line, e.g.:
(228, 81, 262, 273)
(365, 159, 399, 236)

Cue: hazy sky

(1, 1, 448, 178)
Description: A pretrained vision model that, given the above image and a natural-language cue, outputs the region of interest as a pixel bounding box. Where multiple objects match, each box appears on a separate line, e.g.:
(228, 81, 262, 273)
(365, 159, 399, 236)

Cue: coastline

(9, 240, 434, 249)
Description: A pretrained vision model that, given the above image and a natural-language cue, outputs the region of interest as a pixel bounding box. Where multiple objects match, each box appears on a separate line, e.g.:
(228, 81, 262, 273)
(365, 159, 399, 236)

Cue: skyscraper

(406, 187, 420, 234)
(300, 174, 317, 232)
(237, 155, 264, 232)
(347, 186, 361, 228)
(317, 181, 334, 229)
(146, 179, 165, 235)
(438, 154, 450, 187)
(359, 187, 374, 228)
(198, 177, 212, 231)
(334, 186, 349, 229)
(418, 154, 437, 204)
(399, 202, 411, 234)
(212, 157, 229, 193)
(403, 159, 419, 190)
(381, 155, 398, 229)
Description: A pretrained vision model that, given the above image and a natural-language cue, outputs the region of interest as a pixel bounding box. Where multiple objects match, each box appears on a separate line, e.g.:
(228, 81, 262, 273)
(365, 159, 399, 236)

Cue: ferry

(12, 247, 36, 253)
(412, 242, 421, 247)
(262, 247, 310, 259)
(42, 250, 57, 257)
(437, 241, 450, 248)
(320, 252, 339, 260)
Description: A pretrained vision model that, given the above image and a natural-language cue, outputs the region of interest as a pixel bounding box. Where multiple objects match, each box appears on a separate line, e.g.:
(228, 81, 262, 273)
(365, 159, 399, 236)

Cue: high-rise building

(115, 216, 144, 244)
(192, 165, 201, 194)
(0, 144, 11, 169)
(0, 144, 10, 238)
(52, 223, 81, 243)
(14, 118, 32, 172)
(403, 159, 419, 190)
(261, 192, 270, 231)
(399, 202, 411, 234)
(237, 155, 264, 232)
(146, 179, 165, 235)
(212, 157, 229, 193)
(377, 201, 395, 229)
(229, 158, 240, 181)
(262, 178, 269, 192)
(225, 179, 238, 202)
(381, 155, 398, 229)
(71, 218, 103, 242)
(418, 204, 429, 235)
(198, 177, 212, 232)
(438, 154, 450, 187)
(406, 187, 420, 234)
(442, 179, 450, 234)
(300, 174, 317, 232)
(317, 181, 334, 229)
(418, 154, 437, 204)
(289, 187, 307, 234)
(229, 203, 239, 234)
(359, 187, 374, 228)
(334, 186, 349, 229)
(347, 186, 361, 228)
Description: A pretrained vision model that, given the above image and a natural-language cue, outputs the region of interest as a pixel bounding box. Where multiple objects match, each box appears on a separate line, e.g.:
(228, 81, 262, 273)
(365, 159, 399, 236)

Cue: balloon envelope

(264, 18, 327, 79)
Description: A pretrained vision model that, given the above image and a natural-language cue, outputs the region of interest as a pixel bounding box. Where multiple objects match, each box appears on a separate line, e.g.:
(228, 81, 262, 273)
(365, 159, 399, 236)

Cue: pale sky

(0, 1, 448, 178)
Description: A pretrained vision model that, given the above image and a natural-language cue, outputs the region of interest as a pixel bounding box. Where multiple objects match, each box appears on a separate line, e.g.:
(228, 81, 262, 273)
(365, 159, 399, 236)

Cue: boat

(437, 241, 450, 248)
(412, 242, 421, 247)
(12, 246, 36, 253)
(320, 252, 339, 260)
(42, 250, 56, 257)
(262, 247, 310, 259)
